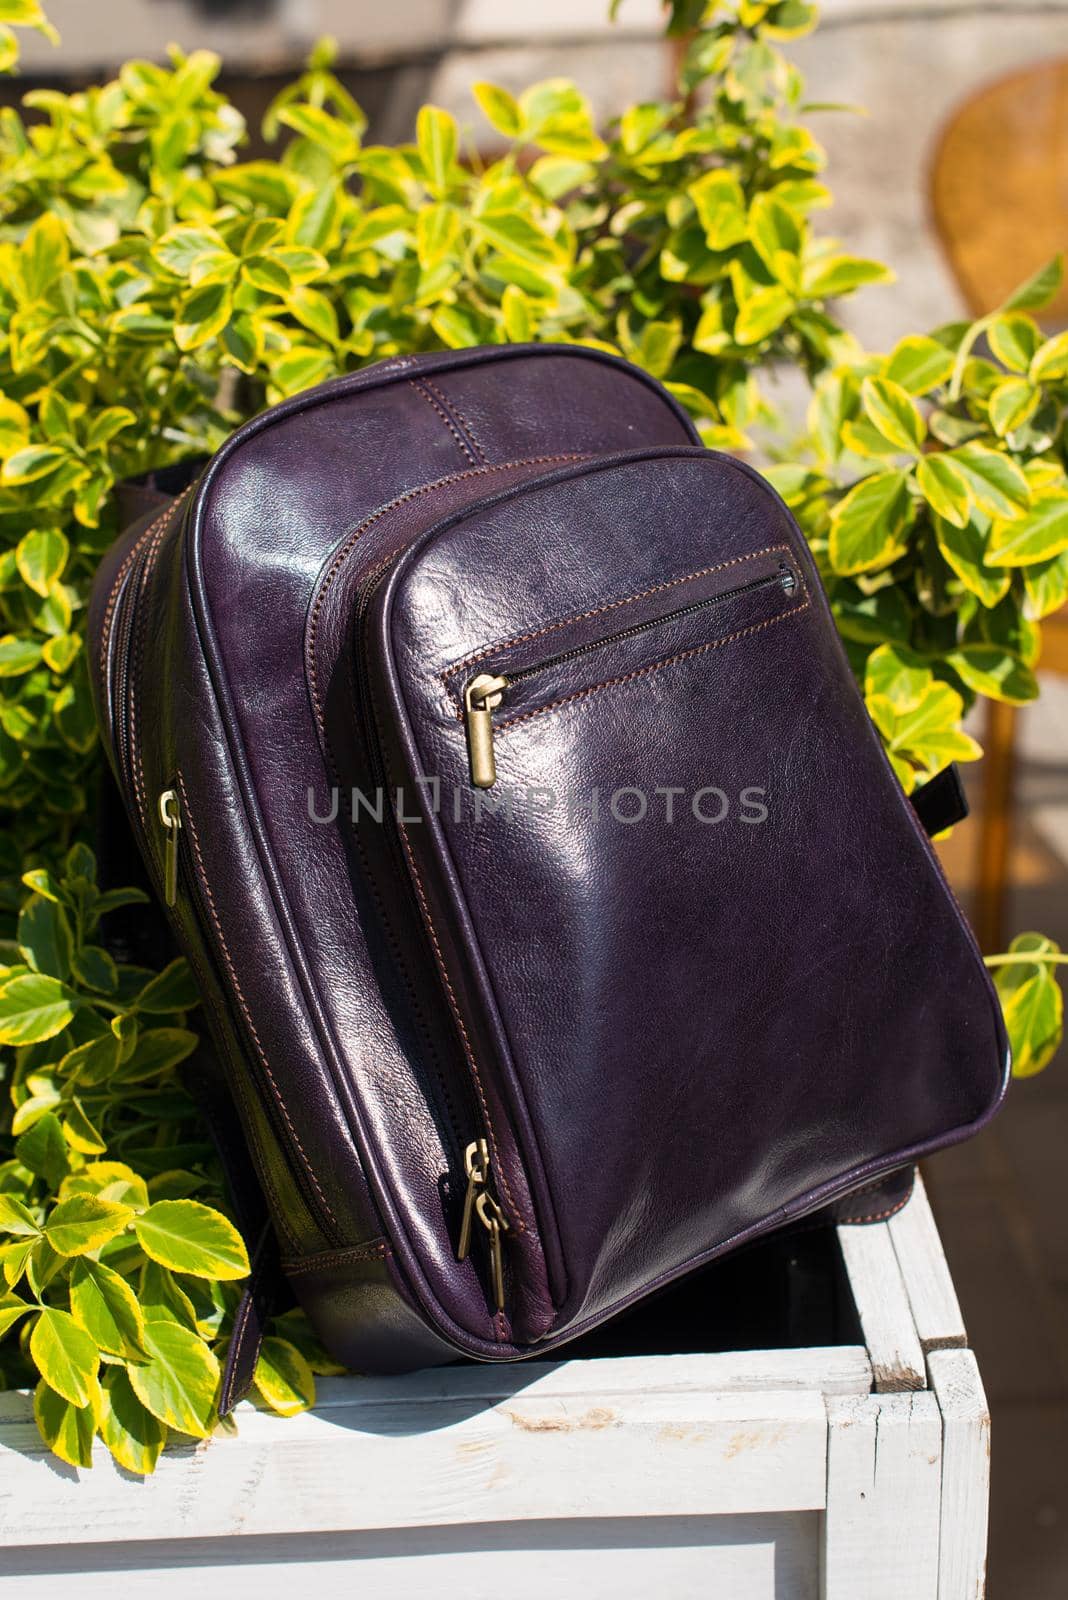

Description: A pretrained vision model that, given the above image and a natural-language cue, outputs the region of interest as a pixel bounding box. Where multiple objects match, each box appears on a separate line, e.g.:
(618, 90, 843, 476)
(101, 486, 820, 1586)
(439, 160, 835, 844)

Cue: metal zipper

(356, 562, 515, 1311)
(464, 564, 798, 789)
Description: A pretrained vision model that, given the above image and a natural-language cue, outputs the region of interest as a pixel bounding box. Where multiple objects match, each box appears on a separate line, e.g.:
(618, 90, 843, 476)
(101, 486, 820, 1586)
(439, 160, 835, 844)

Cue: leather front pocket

(362, 448, 1006, 1344)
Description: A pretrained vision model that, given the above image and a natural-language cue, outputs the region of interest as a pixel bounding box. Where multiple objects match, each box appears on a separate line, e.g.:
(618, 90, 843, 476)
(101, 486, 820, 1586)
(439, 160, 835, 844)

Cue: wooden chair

(930, 58, 1068, 951)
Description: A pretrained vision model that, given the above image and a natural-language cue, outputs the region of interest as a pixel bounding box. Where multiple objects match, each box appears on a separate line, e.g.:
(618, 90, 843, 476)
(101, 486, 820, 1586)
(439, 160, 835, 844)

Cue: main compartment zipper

(464, 563, 798, 788)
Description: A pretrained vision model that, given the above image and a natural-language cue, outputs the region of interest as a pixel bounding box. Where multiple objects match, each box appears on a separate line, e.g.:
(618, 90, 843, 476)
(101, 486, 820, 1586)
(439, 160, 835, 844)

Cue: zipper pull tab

(463, 673, 508, 789)
(475, 1190, 510, 1312)
(158, 788, 181, 907)
(457, 1137, 489, 1261)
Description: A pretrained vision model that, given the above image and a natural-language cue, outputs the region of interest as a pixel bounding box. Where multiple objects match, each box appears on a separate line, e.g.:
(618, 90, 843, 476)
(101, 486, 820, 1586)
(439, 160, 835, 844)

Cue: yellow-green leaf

(70, 1258, 148, 1359)
(417, 105, 457, 196)
(134, 1200, 249, 1280)
(127, 1319, 220, 1438)
(30, 1308, 99, 1408)
(473, 81, 522, 138)
(34, 1379, 97, 1469)
(0, 1292, 32, 1338)
(253, 1336, 316, 1417)
(946, 646, 1038, 705)
(0, 1194, 41, 1238)
(1000, 969, 1063, 1078)
(917, 454, 970, 529)
(949, 444, 1031, 522)
(987, 312, 1041, 373)
(45, 1195, 133, 1257)
(988, 376, 1039, 437)
(689, 169, 748, 251)
(934, 514, 1010, 609)
(987, 493, 1068, 567)
(883, 335, 954, 396)
(98, 1368, 166, 1475)
(861, 377, 924, 455)
(1, 445, 68, 485)
(0, 972, 76, 1044)
(828, 469, 913, 574)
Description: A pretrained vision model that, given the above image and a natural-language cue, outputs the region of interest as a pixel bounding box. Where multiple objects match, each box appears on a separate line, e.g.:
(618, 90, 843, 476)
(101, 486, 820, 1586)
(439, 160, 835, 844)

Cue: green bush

(0, 0, 1065, 1469)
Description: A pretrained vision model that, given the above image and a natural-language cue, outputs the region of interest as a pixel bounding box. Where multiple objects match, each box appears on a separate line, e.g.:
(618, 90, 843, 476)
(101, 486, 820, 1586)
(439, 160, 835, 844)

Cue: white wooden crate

(0, 1174, 988, 1600)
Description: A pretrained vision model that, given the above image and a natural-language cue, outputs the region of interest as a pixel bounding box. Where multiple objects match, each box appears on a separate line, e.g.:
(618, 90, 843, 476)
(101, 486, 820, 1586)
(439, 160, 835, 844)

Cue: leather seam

(180, 939, 302, 1255)
(129, 503, 186, 831)
(838, 1191, 914, 1225)
(176, 772, 340, 1227)
(283, 1241, 392, 1275)
(98, 490, 188, 690)
(441, 542, 794, 695)
(489, 598, 812, 735)
(421, 376, 489, 465)
(409, 377, 480, 466)
(306, 456, 585, 723)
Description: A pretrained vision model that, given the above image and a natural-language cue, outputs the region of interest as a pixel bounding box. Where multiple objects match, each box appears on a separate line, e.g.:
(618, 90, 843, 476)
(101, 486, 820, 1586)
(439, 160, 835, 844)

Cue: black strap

(181, 1047, 290, 1414)
(910, 764, 968, 838)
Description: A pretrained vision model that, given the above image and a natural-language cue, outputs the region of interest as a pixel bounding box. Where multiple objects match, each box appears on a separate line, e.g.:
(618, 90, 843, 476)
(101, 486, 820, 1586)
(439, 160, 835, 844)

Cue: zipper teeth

(502, 567, 796, 689)
(355, 564, 475, 1168)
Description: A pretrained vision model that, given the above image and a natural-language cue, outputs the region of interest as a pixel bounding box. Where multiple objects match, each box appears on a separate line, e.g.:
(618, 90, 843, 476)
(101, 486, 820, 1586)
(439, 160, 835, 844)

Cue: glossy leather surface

(89, 344, 1009, 1370)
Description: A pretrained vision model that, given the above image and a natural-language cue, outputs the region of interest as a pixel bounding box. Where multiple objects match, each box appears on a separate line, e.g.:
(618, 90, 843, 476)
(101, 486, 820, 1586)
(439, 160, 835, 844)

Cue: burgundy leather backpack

(88, 344, 1008, 1407)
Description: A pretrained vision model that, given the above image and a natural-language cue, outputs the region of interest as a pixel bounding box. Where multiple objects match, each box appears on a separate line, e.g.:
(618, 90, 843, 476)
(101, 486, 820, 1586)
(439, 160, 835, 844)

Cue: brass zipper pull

(458, 1137, 489, 1261)
(475, 1190, 509, 1312)
(463, 673, 508, 789)
(456, 1137, 510, 1312)
(158, 788, 181, 906)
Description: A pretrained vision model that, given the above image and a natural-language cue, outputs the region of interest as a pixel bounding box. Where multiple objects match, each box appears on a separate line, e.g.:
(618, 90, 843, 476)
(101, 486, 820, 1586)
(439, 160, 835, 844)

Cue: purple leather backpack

(88, 344, 1008, 1407)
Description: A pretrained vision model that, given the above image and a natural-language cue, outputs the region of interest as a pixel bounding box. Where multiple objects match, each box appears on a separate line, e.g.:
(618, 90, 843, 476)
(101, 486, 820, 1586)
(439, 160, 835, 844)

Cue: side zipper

(464, 563, 798, 789)
(357, 562, 519, 1317)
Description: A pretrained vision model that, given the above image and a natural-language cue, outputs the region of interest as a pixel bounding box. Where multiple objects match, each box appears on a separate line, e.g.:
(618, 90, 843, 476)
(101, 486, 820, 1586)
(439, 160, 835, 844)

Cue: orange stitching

(282, 1241, 391, 1275)
(421, 376, 488, 465)
(492, 598, 811, 736)
(838, 1190, 914, 1225)
(441, 543, 794, 694)
(409, 378, 479, 466)
(179, 935, 300, 1253)
(176, 772, 339, 1227)
(97, 489, 189, 691)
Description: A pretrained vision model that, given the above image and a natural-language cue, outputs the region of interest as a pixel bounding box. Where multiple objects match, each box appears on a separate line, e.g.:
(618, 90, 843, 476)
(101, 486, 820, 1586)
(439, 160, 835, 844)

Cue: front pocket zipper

(457, 1137, 510, 1311)
(463, 562, 798, 788)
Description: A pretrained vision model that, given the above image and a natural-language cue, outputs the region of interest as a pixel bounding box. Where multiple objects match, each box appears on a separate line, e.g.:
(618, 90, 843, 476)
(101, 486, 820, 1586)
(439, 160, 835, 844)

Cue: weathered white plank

(0, 1512, 821, 1600)
(0, 1387, 828, 1547)
(929, 1348, 990, 1600)
(887, 1176, 968, 1353)
(836, 1220, 926, 1391)
(820, 1391, 943, 1600)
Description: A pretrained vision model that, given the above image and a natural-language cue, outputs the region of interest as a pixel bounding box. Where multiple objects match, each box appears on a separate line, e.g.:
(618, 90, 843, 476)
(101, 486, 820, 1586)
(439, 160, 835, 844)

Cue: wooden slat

(0, 1513, 822, 1600)
(887, 1175, 968, 1353)
(0, 1343, 872, 1431)
(836, 1220, 927, 1392)
(929, 1348, 990, 1600)
(0, 1386, 828, 1547)
(821, 1391, 943, 1600)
